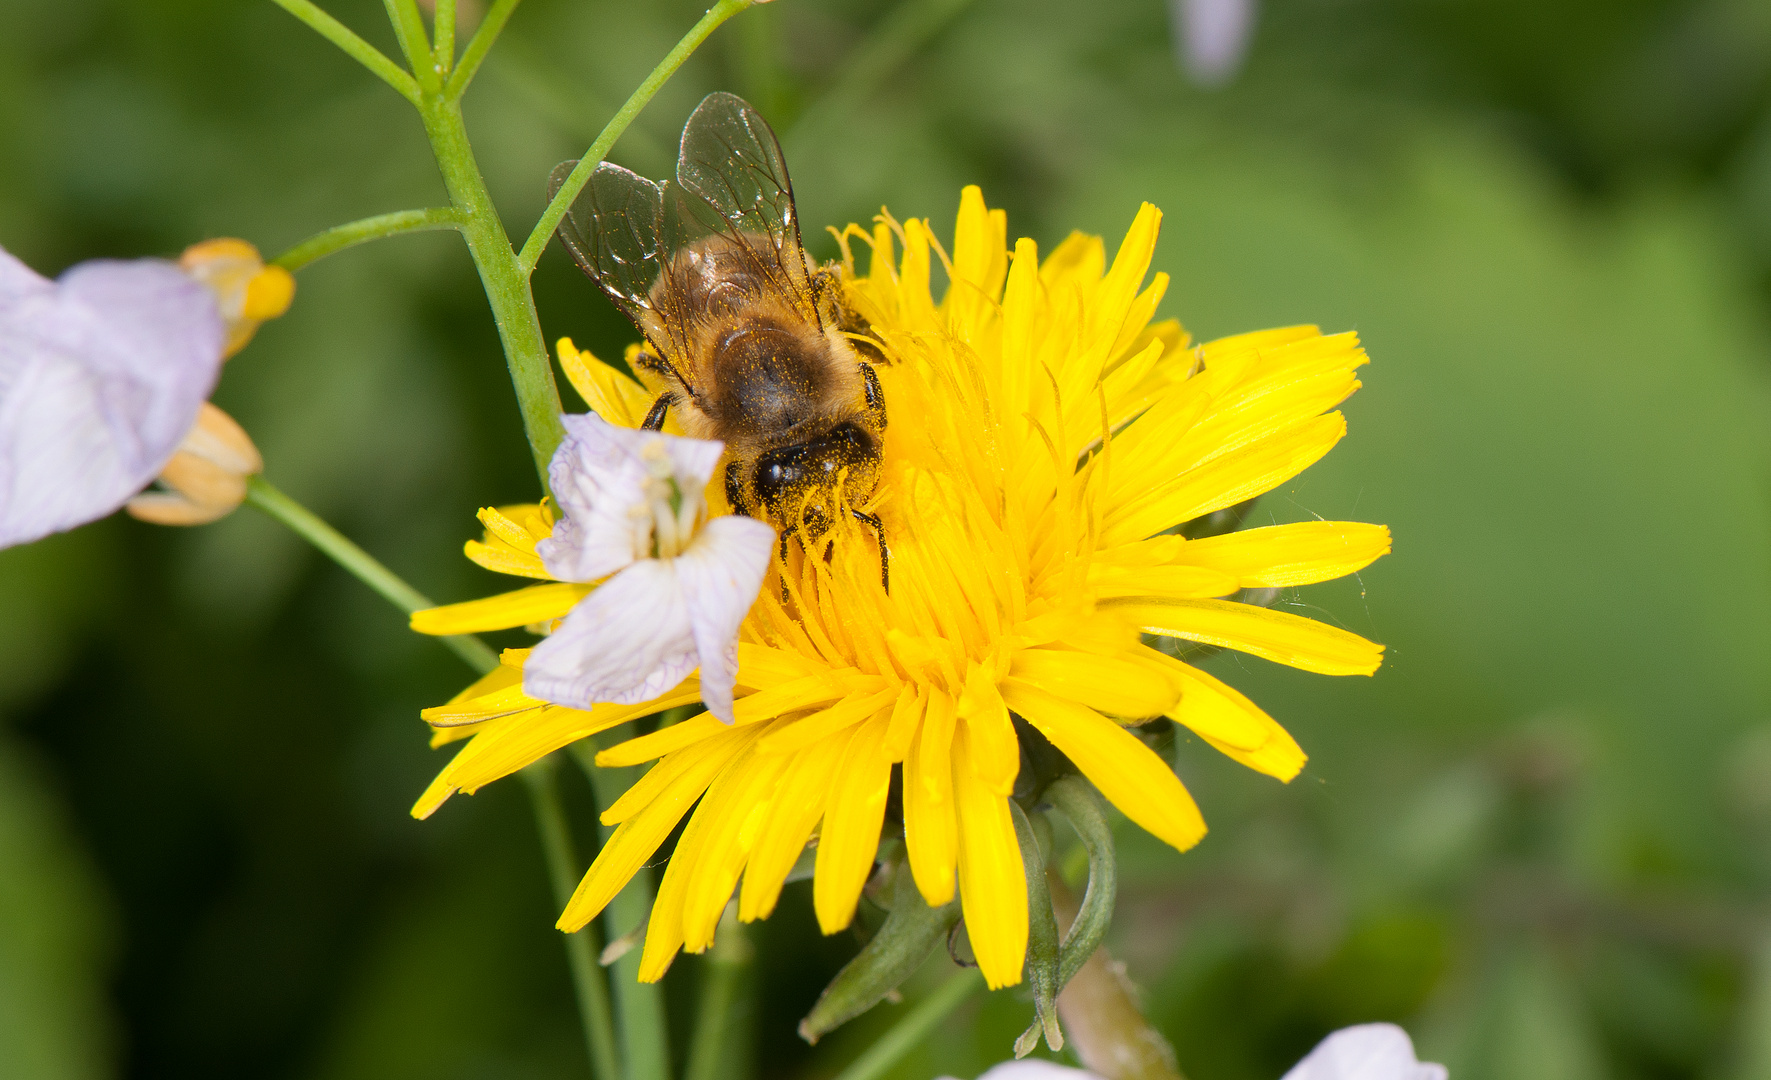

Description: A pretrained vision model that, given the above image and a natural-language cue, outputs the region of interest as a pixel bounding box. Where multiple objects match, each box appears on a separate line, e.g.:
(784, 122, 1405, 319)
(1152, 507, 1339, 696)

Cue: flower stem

(1048, 874, 1184, 1080)
(270, 0, 421, 105)
(271, 208, 464, 273)
(573, 743, 671, 1080)
(418, 93, 566, 482)
(382, 0, 438, 90)
(245, 475, 624, 1080)
(433, 0, 456, 74)
(828, 969, 985, 1080)
(525, 757, 623, 1080)
(685, 910, 753, 1080)
(445, 0, 521, 99)
(517, 0, 755, 275)
(243, 476, 498, 674)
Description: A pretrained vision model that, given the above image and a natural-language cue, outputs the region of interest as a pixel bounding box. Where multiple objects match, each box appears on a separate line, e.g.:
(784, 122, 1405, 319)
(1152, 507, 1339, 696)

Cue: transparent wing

(549, 160, 692, 363)
(673, 92, 818, 323)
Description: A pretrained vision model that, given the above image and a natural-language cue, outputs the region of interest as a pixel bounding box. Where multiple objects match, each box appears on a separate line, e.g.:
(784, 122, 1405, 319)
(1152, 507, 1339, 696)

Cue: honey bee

(549, 92, 890, 590)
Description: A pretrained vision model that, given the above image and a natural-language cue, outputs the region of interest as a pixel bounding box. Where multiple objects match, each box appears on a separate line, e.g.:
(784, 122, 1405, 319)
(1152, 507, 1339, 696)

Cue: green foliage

(2, 0, 1769, 1078)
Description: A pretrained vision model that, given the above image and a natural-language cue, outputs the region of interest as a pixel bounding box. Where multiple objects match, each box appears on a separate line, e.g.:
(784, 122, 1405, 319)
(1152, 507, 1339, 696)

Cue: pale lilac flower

(963, 1063, 1101, 1080)
(0, 246, 227, 549)
(943, 1023, 1444, 1080)
(526, 413, 775, 724)
(1172, 0, 1258, 87)
(1282, 1024, 1448, 1080)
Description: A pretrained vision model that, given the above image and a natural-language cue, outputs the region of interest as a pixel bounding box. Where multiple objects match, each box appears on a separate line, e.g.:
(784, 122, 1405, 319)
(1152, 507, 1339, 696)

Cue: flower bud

(126, 402, 263, 526)
(179, 238, 295, 357)
(799, 859, 961, 1044)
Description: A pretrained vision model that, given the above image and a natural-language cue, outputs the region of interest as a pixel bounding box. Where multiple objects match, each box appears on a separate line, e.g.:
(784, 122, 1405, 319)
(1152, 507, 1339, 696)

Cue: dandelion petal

(0, 251, 225, 548)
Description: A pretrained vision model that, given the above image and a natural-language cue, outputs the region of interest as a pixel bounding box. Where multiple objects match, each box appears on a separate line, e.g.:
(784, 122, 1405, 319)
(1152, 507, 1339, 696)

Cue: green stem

(243, 486, 627, 1080)
(446, 0, 521, 100)
(418, 94, 566, 482)
(685, 911, 753, 1080)
(243, 476, 497, 674)
(271, 0, 421, 105)
(572, 743, 671, 1080)
(383, 0, 437, 89)
(829, 969, 985, 1080)
(271, 207, 464, 273)
(516, 0, 754, 275)
(433, 0, 456, 74)
(525, 758, 623, 1080)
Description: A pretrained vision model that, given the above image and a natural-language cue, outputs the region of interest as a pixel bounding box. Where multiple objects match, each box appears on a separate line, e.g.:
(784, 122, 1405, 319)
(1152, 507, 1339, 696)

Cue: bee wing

(673, 92, 819, 324)
(549, 160, 695, 365)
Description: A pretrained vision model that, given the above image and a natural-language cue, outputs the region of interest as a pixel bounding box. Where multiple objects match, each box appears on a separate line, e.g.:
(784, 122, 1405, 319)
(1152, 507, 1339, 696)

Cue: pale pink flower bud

(178, 239, 294, 358)
(126, 402, 263, 525)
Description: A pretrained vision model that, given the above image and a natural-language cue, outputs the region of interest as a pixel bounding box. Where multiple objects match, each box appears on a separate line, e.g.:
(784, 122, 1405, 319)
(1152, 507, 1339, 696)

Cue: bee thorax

(707, 320, 840, 439)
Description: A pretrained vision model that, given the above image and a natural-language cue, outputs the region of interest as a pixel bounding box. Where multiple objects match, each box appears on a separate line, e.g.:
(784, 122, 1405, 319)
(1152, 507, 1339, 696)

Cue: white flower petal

(661, 432, 724, 491)
(537, 413, 729, 582)
(675, 514, 776, 723)
(526, 413, 772, 714)
(972, 1062, 1104, 1080)
(0, 252, 226, 548)
(1281, 1024, 1447, 1080)
(0, 247, 48, 303)
(524, 559, 700, 709)
(539, 415, 652, 581)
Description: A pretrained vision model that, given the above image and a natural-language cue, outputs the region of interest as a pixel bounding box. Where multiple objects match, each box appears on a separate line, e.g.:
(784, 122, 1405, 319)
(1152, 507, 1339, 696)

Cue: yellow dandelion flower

(410, 187, 1390, 989)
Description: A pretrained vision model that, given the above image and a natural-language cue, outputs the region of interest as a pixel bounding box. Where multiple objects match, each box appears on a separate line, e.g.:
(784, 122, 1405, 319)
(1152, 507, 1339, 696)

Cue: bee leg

(859, 362, 887, 431)
(777, 523, 799, 603)
(724, 460, 750, 516)
(810, 267, 842, 319)
(641, 393, 673, 432)
(850, 508, 890, 593)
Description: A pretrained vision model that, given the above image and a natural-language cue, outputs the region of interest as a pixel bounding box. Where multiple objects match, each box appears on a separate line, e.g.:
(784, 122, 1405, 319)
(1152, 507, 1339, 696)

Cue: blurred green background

(2, 0, 1770, 1077)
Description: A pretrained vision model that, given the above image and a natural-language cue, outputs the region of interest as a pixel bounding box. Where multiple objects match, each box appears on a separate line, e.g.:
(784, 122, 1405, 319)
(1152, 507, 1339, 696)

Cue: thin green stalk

(243, 476, 497, 674)
(245, 481, 627, 1080)
(517, 0, 754, 275)
(383, 0, 439, 90)
(829, 969, 985, 1080)
(272, 207, 463, 272)
(434, 0, 457, 74)
(446, 0, 522, 100)
(526, 759, 623, 1080)
(271, 0, 421, 105)
(572, 742, 671, 1080)
(418, 94, 566, 481)
(685, 911, 754, 1080)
